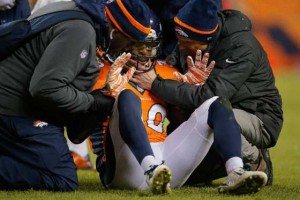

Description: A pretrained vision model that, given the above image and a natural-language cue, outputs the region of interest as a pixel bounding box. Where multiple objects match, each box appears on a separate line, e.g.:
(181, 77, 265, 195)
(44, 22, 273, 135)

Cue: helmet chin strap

(103, 28, 120, 63)
(104, 42, 121, 64)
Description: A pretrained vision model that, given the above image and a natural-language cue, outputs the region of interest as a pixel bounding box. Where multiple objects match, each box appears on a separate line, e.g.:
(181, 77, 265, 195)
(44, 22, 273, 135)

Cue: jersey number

(147, 104, 166, 133)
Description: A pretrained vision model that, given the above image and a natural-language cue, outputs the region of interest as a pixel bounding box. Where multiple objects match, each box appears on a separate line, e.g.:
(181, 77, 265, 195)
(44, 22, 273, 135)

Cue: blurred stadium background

(0, 1, 299, 199)
(224, 0, 300, 74)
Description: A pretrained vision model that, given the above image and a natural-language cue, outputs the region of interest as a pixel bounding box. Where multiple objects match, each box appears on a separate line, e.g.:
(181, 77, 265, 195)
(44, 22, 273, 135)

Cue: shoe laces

(144, 160, 165, 178)
(223, 168, 245, 186)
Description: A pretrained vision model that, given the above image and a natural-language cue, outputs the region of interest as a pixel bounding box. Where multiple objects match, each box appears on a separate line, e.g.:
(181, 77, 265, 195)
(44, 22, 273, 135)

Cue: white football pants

(108, 96, 219, 189)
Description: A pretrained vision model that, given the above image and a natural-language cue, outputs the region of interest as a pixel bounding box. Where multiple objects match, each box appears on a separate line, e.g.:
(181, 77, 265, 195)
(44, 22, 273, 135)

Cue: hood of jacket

(219, 9, 252, 38)
(204, 9, 252, 53)
(29, 0, 109, 46)
(73, 0, 108, 45)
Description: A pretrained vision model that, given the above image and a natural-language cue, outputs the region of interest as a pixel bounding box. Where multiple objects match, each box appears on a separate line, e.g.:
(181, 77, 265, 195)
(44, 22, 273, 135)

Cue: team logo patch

(80, 49, 88, 59)
(175, 26, 189, 38)
(33, 120, 48, 128)
(206, 36, 212, 41)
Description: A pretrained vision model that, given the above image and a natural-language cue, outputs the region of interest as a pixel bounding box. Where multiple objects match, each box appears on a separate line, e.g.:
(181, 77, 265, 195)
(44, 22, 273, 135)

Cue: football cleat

(244, 148, 273, 186)
(72, 152, 94, 170)
(218, 167, 267, 195)
(144, 163, 172, 195)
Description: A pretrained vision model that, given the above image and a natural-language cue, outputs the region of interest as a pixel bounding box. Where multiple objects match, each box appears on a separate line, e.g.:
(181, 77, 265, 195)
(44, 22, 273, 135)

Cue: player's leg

(208, 98, 267, 194)
(163, 96, 267, 194)
(0, 115, 77, 191)
(185, 101, 271, 189)
(162, 96, 217, 188)
(117, 90, 155, 167)
(89, 120, 117, 188)
(107, 89, 171, 193)
(101, 101, 145, 189)
(104, 90, 155, 189)
(208, 97, 243, 174)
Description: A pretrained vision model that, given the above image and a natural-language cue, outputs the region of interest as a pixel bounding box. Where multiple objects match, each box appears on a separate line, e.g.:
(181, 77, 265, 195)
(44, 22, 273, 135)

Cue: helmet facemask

(126, 29, 161, 73)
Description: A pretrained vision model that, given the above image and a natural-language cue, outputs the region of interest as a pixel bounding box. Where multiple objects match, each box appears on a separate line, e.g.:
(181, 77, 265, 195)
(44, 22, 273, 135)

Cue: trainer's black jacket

(151, 10, 283, 147)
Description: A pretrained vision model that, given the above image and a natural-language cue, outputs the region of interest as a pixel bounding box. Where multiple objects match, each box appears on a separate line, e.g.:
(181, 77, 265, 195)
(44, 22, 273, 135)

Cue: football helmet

(104, 10, 162, 73)
(128, 11, 162, 73)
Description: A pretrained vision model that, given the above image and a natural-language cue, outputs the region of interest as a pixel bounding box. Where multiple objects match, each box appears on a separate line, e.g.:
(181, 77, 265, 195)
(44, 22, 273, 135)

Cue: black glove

(89, 89, 115, 114)
(67, 89, 115, 144)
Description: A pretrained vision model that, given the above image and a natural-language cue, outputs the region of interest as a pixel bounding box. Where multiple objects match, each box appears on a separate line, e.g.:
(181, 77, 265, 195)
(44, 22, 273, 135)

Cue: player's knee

(208, 97, 234, 127)
(210, 97, 232, 112)
(214, 97, 232, 110)
(118, 89, 141, 109)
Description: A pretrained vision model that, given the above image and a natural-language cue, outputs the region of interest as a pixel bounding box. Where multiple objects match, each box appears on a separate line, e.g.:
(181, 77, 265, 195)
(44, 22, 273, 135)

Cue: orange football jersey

(93, 61, 178, 143)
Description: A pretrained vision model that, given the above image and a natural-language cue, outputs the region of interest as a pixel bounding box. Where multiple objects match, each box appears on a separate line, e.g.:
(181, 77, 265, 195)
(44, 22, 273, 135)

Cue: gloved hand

(89, 89, 115, 114)
(102, 52, 136, 98)
(67, 53, 135, 143)
(0, 0, 16, 10)
(173, 50, 215, 86)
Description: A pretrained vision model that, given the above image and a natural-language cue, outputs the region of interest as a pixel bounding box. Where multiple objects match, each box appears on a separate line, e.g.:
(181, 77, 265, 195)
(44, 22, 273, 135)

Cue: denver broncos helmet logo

(33, 120, 48, 128)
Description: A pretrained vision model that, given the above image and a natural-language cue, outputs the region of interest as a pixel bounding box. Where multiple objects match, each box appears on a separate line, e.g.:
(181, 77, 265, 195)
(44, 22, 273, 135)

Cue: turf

(1, 71, 300, 200)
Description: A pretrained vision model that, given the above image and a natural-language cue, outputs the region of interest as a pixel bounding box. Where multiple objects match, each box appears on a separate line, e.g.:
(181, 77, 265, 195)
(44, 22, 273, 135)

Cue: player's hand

(173, 50, 215, 86)
(102, 53, 136, 98)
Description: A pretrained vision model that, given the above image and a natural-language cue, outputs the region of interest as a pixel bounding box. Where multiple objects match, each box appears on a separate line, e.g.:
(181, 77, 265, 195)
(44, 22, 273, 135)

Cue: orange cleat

(71, 152, 93, 170)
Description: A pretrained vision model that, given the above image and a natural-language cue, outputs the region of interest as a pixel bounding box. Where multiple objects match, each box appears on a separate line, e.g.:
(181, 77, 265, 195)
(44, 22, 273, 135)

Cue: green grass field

(1, 71, 300, 200)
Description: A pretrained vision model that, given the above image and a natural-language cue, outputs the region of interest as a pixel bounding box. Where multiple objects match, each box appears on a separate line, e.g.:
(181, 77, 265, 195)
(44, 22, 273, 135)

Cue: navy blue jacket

(0, 0, 30, 24)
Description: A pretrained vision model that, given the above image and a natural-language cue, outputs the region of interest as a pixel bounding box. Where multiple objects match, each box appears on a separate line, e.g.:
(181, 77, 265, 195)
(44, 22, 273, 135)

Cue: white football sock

(67, 138, 89, 158)
(141, 155, 160, 172)
(225, 156, 244, 174)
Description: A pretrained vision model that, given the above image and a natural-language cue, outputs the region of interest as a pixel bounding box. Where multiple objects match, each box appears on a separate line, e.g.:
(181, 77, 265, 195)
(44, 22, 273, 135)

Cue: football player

(91, 12, 268, 195)
(91, 14, 175, 194)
